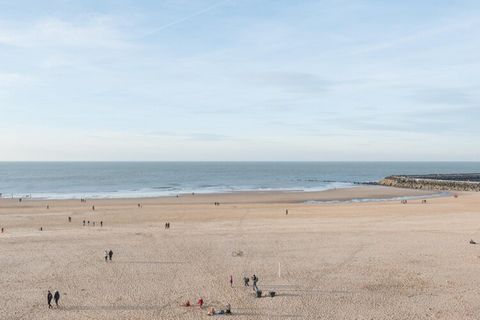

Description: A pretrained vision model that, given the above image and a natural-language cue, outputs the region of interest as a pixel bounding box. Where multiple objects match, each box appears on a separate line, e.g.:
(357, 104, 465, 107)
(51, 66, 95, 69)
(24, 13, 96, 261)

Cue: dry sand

(1, 186, 480, 319)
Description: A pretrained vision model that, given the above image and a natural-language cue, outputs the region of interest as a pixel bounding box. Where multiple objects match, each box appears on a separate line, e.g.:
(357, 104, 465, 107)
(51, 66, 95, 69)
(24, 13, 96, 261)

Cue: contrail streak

(143, 0, 231, 37)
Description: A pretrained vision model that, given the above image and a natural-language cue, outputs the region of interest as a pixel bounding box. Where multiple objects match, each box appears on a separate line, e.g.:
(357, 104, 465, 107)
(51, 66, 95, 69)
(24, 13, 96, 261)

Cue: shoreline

(0, 186, 445, 205)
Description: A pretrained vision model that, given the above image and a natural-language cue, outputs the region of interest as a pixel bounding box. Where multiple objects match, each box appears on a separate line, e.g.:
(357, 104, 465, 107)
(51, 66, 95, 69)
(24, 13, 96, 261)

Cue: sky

(0, 0, 479, 161)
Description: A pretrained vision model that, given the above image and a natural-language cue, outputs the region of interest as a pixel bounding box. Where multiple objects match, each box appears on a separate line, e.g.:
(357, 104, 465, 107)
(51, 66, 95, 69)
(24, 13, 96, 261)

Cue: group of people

(83, 220, 103, 227)
(182, 298, 231, 316)
(400, 200, 408, 204)
(165, 222, 171, 229)
(208, 304, 231, 316)
(213, 202, 220, 206)
(243, 274, 259, 291)
(104, 250, 114, 262)
(47, 290, 61, 309)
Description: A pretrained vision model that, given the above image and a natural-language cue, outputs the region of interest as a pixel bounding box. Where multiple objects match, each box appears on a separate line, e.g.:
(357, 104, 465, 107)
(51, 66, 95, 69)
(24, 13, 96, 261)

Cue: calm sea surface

(0, 162, 478, 199)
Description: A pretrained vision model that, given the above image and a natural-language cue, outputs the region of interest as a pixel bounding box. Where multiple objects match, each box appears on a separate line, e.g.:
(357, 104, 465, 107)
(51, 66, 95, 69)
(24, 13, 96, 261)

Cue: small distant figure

(230, 275, 233, 287)
(40, 227, 43, 231)
(68, 217, 71, 223)
(93, 221, 96, 227)
(182, 300, 191, 307)
(286, 209, 288, 215)
(47, 290, 53, 308)
(252, 274, 258, 291)
(207, 307, 215, 316)
(1, 227, 4, 233)
(165, 222, 170, 229)
(104, 250, 108, 262)
(176, 194, 179, 198)
(422, 199, 427, 204)
(87, 221, 90, 226)
(83, 220, 85, 226)
(100, 221, 103, 227)
(454, 194, 459, 198)
(92, 205, 95, 211)
(54, 291, 60, 307)
(198, 297, 204, 308)
(137, 203, 141, 208)
(46, 205, 49, 209)
(243, 276, 250, 286)
(225, 303, 231, 314)
(108, 250, 113, 261)
(19, 198, 22, 202)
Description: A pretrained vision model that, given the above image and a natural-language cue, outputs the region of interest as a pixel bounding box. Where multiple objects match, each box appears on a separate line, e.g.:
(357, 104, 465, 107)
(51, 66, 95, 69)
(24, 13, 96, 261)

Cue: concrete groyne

(379, 174, 480, 192)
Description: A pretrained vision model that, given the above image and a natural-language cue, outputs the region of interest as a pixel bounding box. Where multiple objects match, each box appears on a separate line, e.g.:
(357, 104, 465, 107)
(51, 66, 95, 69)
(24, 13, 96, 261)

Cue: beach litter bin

(255, 290, 262, 298)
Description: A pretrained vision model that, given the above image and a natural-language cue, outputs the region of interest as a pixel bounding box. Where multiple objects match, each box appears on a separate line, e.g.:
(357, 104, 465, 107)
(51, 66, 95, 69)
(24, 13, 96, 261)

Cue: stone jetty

(379, 174, 480, 192)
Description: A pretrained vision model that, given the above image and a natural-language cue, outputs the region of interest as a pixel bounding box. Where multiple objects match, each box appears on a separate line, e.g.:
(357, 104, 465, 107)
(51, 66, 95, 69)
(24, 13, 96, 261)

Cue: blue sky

(0, 0, 479, 160)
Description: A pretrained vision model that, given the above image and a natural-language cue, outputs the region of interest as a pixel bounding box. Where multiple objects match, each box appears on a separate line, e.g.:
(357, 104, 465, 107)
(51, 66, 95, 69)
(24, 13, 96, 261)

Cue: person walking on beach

(108, 250, 113, 261)
(47, 290, 53, 309)
(92, 205, 95, 211)
(243, 276, 249, 286)
(83, 220, 85, 226)
(54, 291, 60, 307)
(104, 250, 108, 262)
(252, 274, 258, 291)
(100, 221, 103, 227)
(68, 217, 71, 222)
(230, 275, 233, 287)
(286, 209, 288, 215)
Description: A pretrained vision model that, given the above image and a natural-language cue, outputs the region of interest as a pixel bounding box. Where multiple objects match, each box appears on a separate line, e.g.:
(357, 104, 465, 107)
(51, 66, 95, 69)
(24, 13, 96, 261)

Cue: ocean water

(0, 162, 478, 199)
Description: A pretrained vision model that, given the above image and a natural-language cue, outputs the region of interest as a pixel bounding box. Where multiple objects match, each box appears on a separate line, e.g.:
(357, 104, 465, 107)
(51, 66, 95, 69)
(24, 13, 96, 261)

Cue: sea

(0, 162, 478, 200)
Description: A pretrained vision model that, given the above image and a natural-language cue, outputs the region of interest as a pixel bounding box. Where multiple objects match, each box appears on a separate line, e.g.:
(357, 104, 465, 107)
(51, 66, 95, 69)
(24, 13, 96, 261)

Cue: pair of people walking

(104, 250, 113, 262)
(47, 290, 60, 308)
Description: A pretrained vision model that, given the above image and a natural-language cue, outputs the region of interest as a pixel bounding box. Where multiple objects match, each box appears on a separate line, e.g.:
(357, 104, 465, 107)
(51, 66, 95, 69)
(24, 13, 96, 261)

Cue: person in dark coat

(47, 290, 53, 308)
(54, 291, 60, 307)
(108, 250, 113, 261)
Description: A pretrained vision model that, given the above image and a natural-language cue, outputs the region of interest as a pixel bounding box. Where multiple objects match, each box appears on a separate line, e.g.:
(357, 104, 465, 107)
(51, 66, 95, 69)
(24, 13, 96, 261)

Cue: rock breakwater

(379, 174, 480, 192)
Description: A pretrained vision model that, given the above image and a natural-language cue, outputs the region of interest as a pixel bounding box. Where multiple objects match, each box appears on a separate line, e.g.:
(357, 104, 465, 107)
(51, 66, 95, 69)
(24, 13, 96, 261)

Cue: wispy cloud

(0, 15, 132, 49)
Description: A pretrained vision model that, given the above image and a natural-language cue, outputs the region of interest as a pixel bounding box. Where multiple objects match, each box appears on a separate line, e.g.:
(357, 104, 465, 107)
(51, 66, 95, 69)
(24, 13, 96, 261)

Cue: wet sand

(1, 186, 479, 319)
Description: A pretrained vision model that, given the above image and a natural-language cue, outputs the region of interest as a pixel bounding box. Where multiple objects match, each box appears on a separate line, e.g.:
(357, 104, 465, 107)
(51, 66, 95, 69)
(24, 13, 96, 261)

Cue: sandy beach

(1, 186, 480, 319)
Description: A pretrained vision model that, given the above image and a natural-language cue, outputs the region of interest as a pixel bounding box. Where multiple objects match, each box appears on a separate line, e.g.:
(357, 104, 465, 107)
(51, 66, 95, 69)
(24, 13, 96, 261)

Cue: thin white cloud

(0, 15, 133, 49)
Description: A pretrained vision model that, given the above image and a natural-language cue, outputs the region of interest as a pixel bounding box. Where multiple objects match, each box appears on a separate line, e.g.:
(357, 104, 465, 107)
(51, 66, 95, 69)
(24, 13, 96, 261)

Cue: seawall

(379, 174, 480, 192)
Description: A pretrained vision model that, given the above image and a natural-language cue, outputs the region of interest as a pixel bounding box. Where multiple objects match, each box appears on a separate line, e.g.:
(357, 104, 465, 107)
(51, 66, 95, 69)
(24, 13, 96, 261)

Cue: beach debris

(232, 250, 244, 257)
(470, 239, 476, 244)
